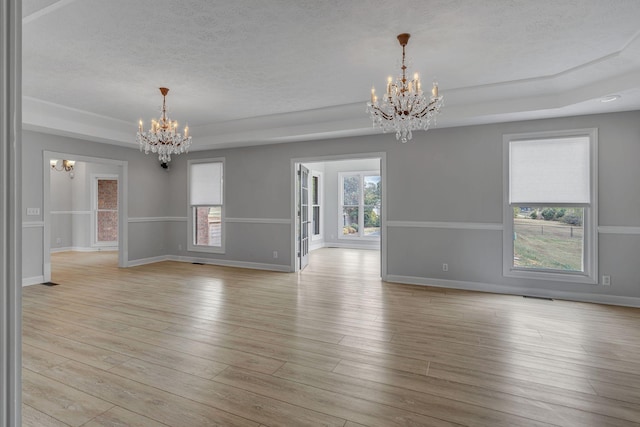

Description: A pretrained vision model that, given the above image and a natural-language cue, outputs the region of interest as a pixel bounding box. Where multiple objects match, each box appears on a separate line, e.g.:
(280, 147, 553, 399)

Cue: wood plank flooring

(22, 248, 640, 426)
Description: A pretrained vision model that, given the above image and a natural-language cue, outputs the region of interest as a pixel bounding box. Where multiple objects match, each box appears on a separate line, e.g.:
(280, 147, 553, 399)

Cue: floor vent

(41, 282, 60, 286)
(192, 262, 205, 265)
(523, 295, 553, 301)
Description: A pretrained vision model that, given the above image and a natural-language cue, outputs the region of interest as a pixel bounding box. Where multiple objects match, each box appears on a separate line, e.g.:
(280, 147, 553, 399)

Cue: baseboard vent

(41, 282, 60, 286)
(192, 262, 205, 265)
(523, 295, 553, 301)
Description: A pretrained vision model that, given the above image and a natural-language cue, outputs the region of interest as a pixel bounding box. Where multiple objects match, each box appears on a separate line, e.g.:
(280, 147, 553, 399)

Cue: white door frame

(1, 1, 21, 424)
(43, 151, 128, 281)
(290, 152, 387, 279)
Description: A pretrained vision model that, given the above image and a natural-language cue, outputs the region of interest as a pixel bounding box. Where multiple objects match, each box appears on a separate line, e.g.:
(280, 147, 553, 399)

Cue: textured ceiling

(22, 0, 640, 149)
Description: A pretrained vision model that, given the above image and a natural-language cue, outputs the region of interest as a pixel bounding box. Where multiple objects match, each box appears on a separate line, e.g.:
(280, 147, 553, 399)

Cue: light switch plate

(26, 207, 40, 216)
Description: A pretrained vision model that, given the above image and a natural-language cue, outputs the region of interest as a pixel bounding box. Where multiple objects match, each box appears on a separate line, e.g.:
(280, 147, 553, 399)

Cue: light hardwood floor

(22, 249, 640, 426)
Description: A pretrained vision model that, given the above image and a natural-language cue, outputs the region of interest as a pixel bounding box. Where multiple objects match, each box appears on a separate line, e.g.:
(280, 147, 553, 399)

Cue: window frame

(502, 129, 598, 284)
(338, 171, 381, 240)
(310, 171, 322, 241)
(187, 157, 225, 254)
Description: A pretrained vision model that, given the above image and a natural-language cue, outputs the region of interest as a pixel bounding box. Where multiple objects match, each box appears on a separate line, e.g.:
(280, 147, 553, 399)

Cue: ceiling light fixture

(50, 159, 75, 178)
(50, 159, 75, 172)
(367, 33, 444, 143)
(137, 87, 192, 164)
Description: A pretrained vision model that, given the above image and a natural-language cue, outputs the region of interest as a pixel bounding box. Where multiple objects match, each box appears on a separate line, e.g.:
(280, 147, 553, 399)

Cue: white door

(299, 164, 310, 270)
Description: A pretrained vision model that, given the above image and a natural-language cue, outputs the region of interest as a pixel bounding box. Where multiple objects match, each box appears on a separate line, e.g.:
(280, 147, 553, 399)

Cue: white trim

(598, 226, 640, 235)
(126, 254, 290, 272)
(50, 210, 91, 215)
(51, 246, 117, 253)
(226, 217, 291, 224)
(2, 3, 22, 423)
(386, 275, 640, 308)
(22, 276, 46, 287)
(126, 255, 170, 267)
(169, 256, 291, 272)
(22, 221, 44, 228)
(387, 220, 503, 231)
(128, 216, 188, 223)
(326, 242, 380, 250)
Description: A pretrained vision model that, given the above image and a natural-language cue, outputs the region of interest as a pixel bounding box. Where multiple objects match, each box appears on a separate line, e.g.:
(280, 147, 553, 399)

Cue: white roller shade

(509, 136, 590, 204)
(190, 162, 223, 205)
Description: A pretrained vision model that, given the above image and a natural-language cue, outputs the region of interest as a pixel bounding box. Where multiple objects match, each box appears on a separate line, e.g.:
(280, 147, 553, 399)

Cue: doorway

(291, 153, 386, 278)
(43, 151, 128, 282)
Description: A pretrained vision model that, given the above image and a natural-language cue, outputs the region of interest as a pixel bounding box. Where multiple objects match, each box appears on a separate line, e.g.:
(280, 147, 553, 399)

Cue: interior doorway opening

(43, 151, 128, 283)
(292, 153, 386, 277)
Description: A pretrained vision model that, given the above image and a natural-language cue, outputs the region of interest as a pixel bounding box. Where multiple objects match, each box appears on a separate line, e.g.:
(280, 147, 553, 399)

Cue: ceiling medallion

(367, 33, 444, 143)
(137, 87, 192, 163)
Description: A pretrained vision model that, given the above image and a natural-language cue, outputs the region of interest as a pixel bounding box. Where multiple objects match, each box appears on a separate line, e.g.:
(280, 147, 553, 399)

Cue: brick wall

(196, 207, 210, 246)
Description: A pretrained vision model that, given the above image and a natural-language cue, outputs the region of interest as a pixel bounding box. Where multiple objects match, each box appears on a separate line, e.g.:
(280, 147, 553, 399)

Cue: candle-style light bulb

(432, 81, 439, 98)
(184, 124, 189, 138)
(371, 86, 376, 104)
(138, 119, 143, 133)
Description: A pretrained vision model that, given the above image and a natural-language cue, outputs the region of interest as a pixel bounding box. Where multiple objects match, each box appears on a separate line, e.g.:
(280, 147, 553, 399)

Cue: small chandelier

(367, 33, 444, 143)
(50, 159, 75, 172)
(137, 87, 192, 164)
(50, 159, 75, 179)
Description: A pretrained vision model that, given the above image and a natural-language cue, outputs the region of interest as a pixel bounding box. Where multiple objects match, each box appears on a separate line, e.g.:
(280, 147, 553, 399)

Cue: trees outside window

(340, 172, 381, 238)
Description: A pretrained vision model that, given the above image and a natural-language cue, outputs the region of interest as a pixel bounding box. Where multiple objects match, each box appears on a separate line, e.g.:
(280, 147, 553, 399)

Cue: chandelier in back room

(137, 87, 192, 164)
(367, 33, 444, 143)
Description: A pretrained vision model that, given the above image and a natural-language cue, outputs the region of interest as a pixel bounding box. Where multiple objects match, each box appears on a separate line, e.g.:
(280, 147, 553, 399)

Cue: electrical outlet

(273, 251, 278, 259)
(55, 237, 62, 245)
(442, 263, 449, 272)
(178, 244, 182, 251)
(602, 275, 611, 286)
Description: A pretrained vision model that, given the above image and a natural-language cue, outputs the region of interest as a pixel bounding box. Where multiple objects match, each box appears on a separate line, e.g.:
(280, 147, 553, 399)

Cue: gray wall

(22, 110, 640, 306)
(163, 110, 640, 304)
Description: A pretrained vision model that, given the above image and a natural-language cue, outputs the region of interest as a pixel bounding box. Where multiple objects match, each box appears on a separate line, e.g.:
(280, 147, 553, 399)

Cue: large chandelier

(367, 33, 444, 143)
(137, 87, 192, 164)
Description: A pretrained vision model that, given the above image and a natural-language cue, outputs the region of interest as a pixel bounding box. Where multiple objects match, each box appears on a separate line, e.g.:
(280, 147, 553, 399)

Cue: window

(339, 171, 381, 239)
(503, 129, 597, 283)
(95, 177, 118, 244)
(188, 159, 224, 253)
(311, 173, 321, 238)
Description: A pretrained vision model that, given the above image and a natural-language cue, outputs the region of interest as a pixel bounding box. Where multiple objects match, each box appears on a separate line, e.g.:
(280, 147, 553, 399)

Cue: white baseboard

(168, 255, 291, 272)
(325, 242, 380, 250)
(126, 254, 291, 272)
(126, 255, 170, 267)
(22, 276, 45, 287)
(385, 274, 640, 308)
(51, 246, 117, 253)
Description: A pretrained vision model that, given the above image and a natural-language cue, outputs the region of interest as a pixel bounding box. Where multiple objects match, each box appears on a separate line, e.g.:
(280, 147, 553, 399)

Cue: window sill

(187, 246, 225, 254)
(504, 268, 597, 285)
